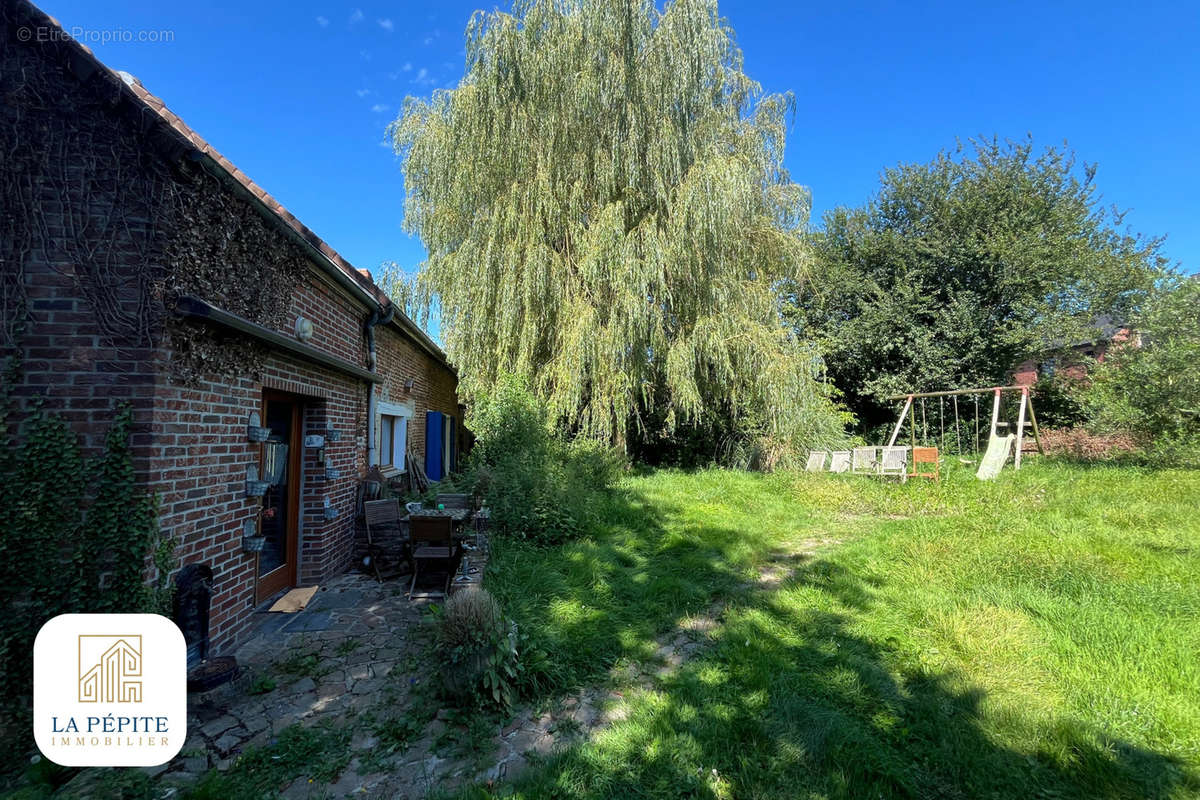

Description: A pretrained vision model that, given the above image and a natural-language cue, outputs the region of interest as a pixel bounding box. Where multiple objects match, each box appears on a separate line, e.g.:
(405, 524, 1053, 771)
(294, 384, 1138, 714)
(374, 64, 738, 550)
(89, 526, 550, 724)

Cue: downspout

(364, 304, 396, 466)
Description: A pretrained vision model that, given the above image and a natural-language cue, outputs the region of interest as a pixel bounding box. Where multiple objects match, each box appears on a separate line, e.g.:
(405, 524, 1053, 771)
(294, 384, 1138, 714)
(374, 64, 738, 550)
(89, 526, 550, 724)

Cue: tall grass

(481, 461, 1200, 798)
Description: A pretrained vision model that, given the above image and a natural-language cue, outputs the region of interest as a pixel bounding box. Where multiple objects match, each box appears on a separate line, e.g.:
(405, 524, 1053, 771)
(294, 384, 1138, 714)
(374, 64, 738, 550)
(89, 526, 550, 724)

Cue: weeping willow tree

(389, 0, 847, 458)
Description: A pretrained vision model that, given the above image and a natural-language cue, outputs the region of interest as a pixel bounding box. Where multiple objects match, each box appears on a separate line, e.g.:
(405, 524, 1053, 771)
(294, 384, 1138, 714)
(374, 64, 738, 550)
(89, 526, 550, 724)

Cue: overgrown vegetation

(0, 359, 173, 774)
(1085, 277, 1200, 465)
(789, 137, 1168, 431)
(477, 464, 1200, 798)
(435, 588, 523, 710)
(461, 374, 621, 547)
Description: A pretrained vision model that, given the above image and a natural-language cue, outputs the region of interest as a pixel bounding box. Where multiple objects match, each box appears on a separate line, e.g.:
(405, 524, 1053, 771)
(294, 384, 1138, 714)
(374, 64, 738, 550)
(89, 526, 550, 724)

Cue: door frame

(256, 390, 302, 603)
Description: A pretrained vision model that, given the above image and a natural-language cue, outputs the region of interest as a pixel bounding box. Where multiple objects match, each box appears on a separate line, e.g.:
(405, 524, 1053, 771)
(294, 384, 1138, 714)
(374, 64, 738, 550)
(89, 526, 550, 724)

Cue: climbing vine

(0, 355, 174, 773)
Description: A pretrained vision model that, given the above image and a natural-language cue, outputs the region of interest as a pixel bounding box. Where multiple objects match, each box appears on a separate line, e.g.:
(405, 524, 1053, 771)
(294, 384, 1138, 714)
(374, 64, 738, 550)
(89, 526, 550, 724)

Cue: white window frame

(376, 400, 413, 474)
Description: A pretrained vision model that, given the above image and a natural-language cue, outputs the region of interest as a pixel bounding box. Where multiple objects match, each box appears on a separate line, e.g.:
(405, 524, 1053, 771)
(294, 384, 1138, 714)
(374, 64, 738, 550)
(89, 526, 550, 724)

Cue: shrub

(1085, 277, 1200, 465)
(463, 373, 621, 546)
(436, 588, 521, 709)
(0, 361, 173, 773)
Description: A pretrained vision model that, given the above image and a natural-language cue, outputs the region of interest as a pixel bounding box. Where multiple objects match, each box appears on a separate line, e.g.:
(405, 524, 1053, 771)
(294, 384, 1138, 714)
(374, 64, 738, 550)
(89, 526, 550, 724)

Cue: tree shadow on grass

(486, 484, 1199, 800)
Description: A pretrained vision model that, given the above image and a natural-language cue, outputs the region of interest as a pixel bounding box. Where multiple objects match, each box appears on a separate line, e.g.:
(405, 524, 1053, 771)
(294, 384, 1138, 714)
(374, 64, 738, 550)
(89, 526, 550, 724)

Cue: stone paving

(140, 572, 668, 798)
(64, 540, 827, 798)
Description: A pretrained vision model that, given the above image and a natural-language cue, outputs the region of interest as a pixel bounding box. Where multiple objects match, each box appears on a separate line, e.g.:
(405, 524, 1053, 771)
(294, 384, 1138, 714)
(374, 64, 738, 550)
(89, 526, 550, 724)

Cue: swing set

(883, 385, 1045, 479)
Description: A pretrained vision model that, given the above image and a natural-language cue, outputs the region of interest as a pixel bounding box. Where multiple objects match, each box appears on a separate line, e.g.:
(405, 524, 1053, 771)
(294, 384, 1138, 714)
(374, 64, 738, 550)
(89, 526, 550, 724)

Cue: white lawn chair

(805, 450, 828, 472)
(829, 451, 851, 473)
(880, 446, 909, 482)
(852, 447, 878, 474)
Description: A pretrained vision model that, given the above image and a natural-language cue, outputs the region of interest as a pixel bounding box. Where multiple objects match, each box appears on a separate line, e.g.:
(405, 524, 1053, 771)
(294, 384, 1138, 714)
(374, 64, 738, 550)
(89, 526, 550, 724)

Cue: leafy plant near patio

(436, 589, 524, 710)
(390, 0, 847, 459)
(464, 374, 620, 546)
(0, 359, 173, 773)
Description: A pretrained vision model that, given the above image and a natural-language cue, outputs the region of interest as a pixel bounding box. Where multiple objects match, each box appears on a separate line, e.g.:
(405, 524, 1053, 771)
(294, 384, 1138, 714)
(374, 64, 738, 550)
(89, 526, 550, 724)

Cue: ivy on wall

(0, 357, 174, 773)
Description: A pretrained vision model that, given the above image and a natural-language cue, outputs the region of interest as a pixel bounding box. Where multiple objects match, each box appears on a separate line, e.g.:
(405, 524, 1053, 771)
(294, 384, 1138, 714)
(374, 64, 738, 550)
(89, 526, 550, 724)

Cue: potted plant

(241, 519, 266, 553)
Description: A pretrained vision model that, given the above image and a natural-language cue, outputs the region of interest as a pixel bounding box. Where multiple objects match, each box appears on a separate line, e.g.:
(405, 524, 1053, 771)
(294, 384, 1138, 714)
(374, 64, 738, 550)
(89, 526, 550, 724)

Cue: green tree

(1085, 277, 1200, 463)
(389, 0, 846, 456)
(789, 138, 1167, 430)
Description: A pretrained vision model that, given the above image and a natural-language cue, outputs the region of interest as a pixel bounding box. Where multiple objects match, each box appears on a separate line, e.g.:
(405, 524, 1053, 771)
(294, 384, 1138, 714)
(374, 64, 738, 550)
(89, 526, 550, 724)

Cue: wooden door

(256, 391, 301, 602)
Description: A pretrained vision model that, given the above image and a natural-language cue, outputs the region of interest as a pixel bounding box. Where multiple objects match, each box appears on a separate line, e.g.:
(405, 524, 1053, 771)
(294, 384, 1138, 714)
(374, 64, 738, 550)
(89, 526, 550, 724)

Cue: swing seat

(976, 434, 1015, 480)
(909, 446, 940, 482)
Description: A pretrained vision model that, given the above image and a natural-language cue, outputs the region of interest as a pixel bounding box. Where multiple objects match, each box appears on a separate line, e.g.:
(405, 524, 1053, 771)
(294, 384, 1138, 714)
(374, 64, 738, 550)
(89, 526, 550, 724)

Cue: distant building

(1012, 316, 1141, 386)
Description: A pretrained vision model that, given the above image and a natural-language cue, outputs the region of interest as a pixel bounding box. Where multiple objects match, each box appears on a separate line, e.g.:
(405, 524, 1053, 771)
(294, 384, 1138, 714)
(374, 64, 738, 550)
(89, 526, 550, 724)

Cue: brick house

(1011, 316, 1140, 386)
(2, 0, 465, 652)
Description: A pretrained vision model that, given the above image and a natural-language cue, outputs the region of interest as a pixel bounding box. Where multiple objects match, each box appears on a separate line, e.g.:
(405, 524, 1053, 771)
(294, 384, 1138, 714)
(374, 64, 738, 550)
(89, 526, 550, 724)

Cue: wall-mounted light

(403, 378, 415, 392)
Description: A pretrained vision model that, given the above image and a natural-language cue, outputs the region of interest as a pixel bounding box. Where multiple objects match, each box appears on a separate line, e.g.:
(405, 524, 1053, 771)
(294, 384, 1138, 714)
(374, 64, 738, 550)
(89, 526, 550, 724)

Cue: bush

(1085, 277, 1200, 465)
(0, 361, 173, 774)
(463, 373, 621, 546)
(436, 588, 521, 709)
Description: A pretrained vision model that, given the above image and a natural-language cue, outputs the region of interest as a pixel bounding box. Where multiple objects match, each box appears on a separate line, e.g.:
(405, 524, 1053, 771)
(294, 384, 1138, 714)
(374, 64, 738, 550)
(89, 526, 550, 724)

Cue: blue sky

(39, 0, 1200, 290)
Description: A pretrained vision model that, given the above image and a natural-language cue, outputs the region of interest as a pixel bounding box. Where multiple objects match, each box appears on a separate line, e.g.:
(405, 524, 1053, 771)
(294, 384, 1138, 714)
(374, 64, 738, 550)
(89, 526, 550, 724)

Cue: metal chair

(805, 451, 828, 472)
(363, 499, 407, 581)
(409, 515, 457, 597)
(879, 447, 909, 481)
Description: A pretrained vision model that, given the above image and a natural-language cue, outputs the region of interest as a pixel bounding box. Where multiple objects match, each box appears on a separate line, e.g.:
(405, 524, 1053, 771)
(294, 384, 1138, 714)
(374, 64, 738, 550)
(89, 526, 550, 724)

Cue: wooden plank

(883, 386, 1027, 401)
(886, 396, 913, 447)
(1014, 389, 1028, 470)
(989, 388, 1002, 438)
(174, 295, 381, 384)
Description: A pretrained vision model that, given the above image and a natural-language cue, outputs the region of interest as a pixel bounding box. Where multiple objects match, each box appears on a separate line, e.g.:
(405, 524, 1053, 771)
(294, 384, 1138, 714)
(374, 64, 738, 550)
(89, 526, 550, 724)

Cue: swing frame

(883, 386, 1045, 470)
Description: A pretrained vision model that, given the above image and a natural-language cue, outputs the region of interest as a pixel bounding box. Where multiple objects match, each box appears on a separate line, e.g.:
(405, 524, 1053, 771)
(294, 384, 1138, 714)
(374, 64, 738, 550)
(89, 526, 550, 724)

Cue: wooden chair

(363, 499, 407, 581)
(435, 493, 472, 510)
(909, 446, 940, 482)
(409, 515, 457, 597)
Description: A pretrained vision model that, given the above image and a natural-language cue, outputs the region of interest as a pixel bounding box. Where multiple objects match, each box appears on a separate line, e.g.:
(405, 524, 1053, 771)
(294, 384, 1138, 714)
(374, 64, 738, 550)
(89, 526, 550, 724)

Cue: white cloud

(349, 8, 364, 24)
(315, 15, 329, 27)
(402, 62, 412, 72)
(371, 103, 389, 113)
(356, 88, 371, 98)
(378, 18, 394, 32)
(422, 36, 433, 46)
(414, 68, 428, 82)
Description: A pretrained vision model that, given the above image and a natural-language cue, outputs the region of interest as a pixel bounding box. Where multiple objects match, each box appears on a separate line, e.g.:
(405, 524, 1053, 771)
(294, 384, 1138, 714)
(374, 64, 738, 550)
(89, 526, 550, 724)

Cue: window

(376, 401, 412, 472)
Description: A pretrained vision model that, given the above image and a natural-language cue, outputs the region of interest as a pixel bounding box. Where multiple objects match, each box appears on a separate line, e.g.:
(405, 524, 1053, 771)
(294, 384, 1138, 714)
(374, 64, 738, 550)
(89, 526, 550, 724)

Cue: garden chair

(363, 499, 407, 581)
(805, 451, 828, 472)
(829, 451, 851, 473)
(879, 446, 908, 482)
(909, 446, 940, 482)
(435, 493, 472, 510)
(851, 447, 878, 474)
(409, 515, 457, 598)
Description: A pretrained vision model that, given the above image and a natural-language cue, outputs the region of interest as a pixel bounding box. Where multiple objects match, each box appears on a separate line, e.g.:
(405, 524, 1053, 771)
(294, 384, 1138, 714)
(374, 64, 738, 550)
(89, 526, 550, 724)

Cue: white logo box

(34, 614, 187, 767)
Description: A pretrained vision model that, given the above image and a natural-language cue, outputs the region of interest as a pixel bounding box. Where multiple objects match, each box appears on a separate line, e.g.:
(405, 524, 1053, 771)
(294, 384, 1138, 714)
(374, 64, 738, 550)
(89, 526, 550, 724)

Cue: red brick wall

(3, 17, 461, 654)
(374, 325, 462, 467)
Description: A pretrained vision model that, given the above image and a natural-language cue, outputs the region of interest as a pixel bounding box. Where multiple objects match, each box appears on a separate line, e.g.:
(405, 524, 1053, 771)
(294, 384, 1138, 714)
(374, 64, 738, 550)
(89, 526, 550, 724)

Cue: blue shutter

(448, 416, 457, 473)
(425, 411, 444, 481)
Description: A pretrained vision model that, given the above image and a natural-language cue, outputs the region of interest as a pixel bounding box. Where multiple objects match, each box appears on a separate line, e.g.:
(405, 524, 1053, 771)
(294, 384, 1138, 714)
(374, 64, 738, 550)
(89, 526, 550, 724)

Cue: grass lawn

(481, 461, 1200, 799)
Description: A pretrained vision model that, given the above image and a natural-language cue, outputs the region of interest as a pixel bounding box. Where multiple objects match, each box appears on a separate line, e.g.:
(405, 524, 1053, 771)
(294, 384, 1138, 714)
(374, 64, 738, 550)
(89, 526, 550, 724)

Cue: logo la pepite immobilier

(34, 614, 186, 766)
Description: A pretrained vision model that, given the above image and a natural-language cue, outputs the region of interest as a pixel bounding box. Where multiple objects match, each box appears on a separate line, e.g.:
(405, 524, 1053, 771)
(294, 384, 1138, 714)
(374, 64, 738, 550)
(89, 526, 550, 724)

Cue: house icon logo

(34, 614, 186, 767)
(78, 635, 143, 703)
